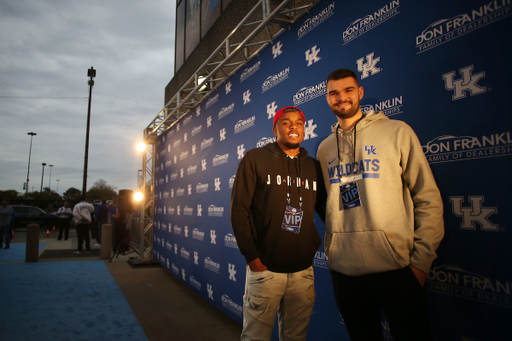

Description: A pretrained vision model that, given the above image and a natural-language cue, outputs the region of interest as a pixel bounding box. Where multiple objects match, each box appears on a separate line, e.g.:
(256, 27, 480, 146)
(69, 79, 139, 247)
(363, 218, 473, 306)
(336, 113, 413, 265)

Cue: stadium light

(136, 142, 146, 152)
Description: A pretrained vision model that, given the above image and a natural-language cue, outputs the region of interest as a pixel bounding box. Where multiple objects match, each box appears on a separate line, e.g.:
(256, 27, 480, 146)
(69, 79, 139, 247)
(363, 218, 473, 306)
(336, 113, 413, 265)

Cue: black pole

(83, 67, 96, 196)
(26, 132, 36, 196)
(40, 163, 46, 192)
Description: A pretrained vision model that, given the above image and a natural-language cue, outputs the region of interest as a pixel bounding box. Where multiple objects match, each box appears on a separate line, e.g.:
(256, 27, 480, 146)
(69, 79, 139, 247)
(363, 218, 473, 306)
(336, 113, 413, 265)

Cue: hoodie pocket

(328, 230, 407, 276)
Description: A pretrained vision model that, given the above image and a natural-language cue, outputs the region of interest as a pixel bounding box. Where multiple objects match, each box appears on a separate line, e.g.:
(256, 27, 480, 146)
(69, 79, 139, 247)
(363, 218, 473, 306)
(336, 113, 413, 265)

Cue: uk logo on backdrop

(272, 41, 283, 58)
(450, 196, 499, 231)
(357, 52, 381, 79)
(207, 284, 214, 300)
(442, 64, 486, 101)
(304, 120, 318, 141)
(237, 144, 245, 160)
(305, 45, 321, 66)
(243, 90, 251, 105)
(225, 81, 232, 94)
(228, 263, 237, 281)
(267, 101, 278, 120)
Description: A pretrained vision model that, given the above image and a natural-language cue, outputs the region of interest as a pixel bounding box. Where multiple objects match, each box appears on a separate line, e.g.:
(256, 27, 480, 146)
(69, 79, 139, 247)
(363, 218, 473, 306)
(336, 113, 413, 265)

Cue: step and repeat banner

(152, 0, 511, 340)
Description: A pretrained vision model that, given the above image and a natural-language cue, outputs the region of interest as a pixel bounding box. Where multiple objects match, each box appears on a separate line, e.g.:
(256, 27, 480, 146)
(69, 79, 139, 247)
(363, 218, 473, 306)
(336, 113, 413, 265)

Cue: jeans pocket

(248, 270, 274, 285)
(301, 266, 315, 281)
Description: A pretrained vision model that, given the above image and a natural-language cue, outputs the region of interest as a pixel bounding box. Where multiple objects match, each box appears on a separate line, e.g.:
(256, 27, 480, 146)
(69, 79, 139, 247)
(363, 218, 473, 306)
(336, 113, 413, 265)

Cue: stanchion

(100, 224, 113, 260)
(26, 224, 40, 262)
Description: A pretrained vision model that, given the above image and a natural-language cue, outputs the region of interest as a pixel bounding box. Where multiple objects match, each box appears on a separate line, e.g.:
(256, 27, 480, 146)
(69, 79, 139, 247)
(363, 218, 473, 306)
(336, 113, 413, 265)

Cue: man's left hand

(410, 265, 427, 287)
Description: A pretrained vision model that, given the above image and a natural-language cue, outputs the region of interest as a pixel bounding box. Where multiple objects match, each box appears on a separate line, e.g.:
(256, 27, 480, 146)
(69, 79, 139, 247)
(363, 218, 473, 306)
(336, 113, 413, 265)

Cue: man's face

(1, 200, 7, 206)
(326, 77, 364, 120)
(273, 111, 305, 151)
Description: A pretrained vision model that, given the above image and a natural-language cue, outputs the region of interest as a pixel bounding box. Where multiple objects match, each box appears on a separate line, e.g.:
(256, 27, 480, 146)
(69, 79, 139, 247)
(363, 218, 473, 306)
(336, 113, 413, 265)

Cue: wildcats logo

(416, 0, 512, 54)
(327, 158, 381, 184)
(422, 132, 512, 164)
(343, 0, 400, 45)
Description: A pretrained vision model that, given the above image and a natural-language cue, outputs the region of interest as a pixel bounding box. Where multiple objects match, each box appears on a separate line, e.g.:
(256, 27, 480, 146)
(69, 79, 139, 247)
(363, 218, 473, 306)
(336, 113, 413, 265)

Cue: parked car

(12, 205, 57, 229)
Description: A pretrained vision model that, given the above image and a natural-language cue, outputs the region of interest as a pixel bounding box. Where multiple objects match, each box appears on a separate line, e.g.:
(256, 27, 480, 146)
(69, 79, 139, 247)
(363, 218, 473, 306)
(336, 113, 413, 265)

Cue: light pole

(40, 163, 47, 192)
(56, 179, 60, 195)
(26, 132, 37, 195)
(48, 165, 54, 191)
(82, 66, 96, 196)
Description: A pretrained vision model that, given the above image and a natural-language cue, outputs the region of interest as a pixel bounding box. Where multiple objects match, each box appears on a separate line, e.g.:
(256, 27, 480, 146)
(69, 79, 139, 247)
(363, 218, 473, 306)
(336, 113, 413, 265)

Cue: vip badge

(340, 181, 361, 210)
(281, 205, 303, 234)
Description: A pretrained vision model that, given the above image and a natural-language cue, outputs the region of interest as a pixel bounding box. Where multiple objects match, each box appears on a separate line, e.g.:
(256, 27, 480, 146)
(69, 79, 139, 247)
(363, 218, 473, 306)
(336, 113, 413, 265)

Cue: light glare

(136, 142, 146, 152)
(134, 191, 143, 201)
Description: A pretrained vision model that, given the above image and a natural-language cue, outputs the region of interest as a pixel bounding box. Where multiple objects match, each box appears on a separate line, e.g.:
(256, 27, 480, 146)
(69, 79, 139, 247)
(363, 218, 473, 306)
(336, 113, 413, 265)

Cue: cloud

(0, 0, 175, 195)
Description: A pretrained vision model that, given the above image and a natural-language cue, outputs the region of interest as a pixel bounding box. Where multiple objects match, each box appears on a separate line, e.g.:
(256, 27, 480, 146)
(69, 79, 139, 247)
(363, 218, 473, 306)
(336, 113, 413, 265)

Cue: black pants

(75, 223, 91, 251)
(57, 217, 72, 240)
(331, 267, 432, 341)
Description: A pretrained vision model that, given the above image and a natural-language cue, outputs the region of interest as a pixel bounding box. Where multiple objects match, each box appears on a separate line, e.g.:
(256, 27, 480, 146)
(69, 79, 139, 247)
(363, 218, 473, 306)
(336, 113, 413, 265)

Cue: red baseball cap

(273, 106, 306, 127)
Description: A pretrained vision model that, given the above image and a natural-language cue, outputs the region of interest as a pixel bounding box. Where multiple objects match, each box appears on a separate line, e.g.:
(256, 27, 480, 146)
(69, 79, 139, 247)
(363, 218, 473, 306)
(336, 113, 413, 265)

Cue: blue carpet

(0, 243, 46, 263)
(0, 260, 148, 341)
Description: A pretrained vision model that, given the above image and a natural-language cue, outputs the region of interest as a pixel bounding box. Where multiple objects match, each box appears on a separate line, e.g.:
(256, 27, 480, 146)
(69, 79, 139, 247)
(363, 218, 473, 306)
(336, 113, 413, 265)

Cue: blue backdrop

(152, 0, 512, 339)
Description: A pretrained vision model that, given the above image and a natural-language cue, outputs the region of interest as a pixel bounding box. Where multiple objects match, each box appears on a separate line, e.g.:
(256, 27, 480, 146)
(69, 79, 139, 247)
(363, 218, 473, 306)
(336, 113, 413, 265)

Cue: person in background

(112, 196, 129, 253)
(107, 198, 118, 224)
(56, 202, 73, 241)
(94, 198, 109, 246)
(73, 196, 95, 254)
(0, 199, 13, 249)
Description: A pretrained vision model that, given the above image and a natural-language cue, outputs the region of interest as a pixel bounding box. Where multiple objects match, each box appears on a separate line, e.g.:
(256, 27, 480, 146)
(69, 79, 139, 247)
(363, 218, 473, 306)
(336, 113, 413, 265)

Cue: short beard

(284, 141, 301, 150)
(331, 101, 360, 120)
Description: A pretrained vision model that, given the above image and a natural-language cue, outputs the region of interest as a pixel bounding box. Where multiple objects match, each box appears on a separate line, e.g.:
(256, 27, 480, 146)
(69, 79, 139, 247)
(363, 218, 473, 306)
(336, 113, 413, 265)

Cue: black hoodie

(230, 142, 325, 273)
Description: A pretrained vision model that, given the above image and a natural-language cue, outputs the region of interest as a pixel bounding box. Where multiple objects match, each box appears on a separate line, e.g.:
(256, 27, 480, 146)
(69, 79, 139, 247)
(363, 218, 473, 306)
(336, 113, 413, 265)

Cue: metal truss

(138, 0, 320, 261)
(143, 0, 320, 142)
(135, 141, 155, 263)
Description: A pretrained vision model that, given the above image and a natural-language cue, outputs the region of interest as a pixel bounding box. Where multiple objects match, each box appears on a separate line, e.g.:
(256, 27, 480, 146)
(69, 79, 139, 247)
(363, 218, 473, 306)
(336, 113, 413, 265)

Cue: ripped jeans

(241, 266, 316, 341)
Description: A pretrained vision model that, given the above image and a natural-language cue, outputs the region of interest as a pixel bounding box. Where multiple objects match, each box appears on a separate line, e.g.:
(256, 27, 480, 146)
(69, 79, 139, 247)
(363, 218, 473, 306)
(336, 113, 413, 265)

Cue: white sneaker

(94, 243, 100, 246)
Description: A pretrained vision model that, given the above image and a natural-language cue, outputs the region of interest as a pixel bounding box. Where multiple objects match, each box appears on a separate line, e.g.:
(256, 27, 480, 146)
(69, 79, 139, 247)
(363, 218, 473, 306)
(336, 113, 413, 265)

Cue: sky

(0, 0, 176, 196)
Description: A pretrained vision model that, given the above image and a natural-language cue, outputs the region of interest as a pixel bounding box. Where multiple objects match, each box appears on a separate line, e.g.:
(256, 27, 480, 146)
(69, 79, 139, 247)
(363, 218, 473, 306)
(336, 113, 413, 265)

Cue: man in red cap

(230, 106, 325, 340)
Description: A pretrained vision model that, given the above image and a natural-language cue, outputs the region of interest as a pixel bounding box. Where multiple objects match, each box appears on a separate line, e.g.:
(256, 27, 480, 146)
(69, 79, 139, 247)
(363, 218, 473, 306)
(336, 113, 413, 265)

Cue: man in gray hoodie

(317, 69, 444, 341)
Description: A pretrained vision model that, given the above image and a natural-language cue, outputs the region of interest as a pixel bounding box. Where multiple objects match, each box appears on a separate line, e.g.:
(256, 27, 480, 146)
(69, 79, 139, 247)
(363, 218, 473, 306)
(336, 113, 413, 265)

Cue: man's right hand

(248, 258, 268, 272)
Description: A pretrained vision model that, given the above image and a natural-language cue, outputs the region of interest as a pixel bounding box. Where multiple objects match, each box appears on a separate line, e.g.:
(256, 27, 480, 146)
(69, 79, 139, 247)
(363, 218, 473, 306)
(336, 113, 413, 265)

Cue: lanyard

(335, 115, 365, 179)
(284, 154, 302, 210)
